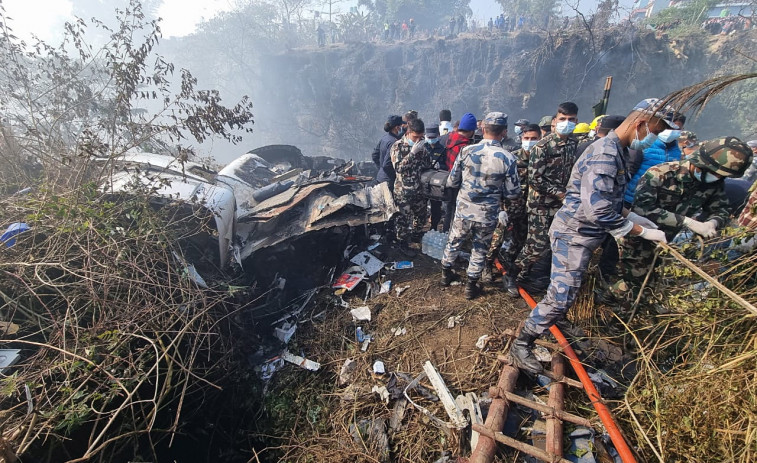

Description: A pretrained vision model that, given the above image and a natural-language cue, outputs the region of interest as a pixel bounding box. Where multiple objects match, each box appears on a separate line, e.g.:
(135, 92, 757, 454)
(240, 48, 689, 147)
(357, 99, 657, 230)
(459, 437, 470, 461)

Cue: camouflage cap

(680, 130, 698, 147)
(632, 98, 679, 129)
(515, 118, 530, 126)
(484, 112, 508, 126)
(689, 136, 753, 178)
(538, 115, 553, 127)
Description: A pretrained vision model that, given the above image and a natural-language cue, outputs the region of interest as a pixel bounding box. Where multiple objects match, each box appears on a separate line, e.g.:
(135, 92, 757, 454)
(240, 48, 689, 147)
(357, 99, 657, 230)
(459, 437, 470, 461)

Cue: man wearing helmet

(612, 136, 754, 300)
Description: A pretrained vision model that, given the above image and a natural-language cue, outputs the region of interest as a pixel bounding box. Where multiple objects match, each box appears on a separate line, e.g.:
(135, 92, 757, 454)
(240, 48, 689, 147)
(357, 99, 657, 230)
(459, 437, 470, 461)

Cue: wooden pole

(472, 424, 571, 463)
(468, 363, 519, 463)
(546, 353, 566, 457)
(501, 391, 592, 427)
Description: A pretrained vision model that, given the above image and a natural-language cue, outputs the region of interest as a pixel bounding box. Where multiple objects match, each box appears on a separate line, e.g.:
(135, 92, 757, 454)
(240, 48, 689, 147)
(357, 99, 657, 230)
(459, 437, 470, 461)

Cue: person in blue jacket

(624, 113, 686, 205)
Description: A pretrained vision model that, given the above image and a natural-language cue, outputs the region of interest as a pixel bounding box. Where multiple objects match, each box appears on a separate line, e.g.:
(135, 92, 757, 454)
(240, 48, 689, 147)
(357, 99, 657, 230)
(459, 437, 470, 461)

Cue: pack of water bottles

(421, 230, 448, 260)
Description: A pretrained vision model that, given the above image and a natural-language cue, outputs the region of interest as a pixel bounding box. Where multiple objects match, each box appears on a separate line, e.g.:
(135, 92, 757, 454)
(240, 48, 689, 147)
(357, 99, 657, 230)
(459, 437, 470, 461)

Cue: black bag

(420, 169, 451, 201)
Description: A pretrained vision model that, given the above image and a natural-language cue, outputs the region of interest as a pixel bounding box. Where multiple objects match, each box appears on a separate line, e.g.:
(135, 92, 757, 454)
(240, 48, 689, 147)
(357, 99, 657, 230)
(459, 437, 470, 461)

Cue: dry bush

(617, 231, 757, 463)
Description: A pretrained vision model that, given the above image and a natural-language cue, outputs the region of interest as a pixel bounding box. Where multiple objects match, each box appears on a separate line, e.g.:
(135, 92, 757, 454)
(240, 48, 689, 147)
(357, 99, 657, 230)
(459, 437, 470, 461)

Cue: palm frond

(661, 72, 757, 117)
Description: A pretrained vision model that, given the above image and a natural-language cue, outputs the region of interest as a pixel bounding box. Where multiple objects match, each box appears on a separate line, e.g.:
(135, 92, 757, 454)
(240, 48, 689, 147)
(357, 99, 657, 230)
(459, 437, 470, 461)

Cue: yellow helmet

(573, 122, 591, 134)
(589, 115, 606, 130)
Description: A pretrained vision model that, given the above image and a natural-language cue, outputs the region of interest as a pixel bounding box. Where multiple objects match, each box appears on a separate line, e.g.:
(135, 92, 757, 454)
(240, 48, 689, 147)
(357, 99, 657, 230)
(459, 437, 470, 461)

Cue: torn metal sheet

(422, 361, 469, 429)
(0, 349, 21, 374)
(281, 350, 320, 371)
(235, 182, 397, 260)
(99, 153, 236, 266)
(350, 251, 384, 276)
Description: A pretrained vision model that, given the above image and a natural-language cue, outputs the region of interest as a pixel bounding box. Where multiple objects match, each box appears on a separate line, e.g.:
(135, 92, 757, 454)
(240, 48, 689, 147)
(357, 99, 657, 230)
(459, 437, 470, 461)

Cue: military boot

(502, 267, 520, 297)
(465, 277, 481, 300)
(441, 266, 457, 287)
(481, 259, 495, 284)
(510, 328, 543, 375)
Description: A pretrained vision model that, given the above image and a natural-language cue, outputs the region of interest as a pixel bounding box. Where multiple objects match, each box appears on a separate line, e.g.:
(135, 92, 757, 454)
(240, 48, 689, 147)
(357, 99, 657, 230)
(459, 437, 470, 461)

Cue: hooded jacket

(624, 138, 681, 205)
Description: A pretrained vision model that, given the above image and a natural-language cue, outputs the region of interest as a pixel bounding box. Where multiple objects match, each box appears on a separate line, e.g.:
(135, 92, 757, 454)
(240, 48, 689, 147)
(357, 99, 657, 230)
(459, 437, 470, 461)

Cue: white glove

(498, 210, 508, 226)
(627, 211, 658, 230)
(410, 141, 424, 155)
(639, 227, 667, 243)
(684, 217, 718, 239)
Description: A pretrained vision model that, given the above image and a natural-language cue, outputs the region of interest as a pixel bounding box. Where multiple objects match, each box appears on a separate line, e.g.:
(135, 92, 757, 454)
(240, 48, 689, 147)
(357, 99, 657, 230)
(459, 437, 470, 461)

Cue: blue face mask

(398, 126, 406, 136)
(521, 139, 538, 151)
(406, 138, 415, 147)
(514, 126, 523, 135)
(630, 123, 658, 150)
(426, 137, 440, 145)
(693, 169, 720, 183)
(657, 130, 681, 144)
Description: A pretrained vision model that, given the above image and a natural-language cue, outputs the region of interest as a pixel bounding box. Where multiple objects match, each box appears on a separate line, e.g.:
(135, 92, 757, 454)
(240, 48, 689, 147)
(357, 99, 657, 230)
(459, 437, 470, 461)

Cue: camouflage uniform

(516, 133, 579, 276)
(487, 147, 529, 267)
(391, 137, 429, 242)
(442, 139, 521, 278)
(524, 133, 633, 336)
(619, 160, 731, 283)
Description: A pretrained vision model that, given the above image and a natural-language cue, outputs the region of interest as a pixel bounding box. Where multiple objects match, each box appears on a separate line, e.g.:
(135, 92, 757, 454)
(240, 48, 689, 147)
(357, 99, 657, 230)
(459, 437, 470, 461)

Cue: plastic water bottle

(421, 231, 430, 255)
(356, 327, 365, 343)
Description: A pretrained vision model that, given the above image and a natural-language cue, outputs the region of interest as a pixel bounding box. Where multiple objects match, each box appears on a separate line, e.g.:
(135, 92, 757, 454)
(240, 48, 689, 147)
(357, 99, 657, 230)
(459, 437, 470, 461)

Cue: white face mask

(555, 120, 576, 135)
(658, 129, 681, 144)
(522, 139, 538, 151)
(514, 126, 523, 135)
(630, 123, 657, 150)
(693, 169, 720, 183)
(588, 130, 596, 138)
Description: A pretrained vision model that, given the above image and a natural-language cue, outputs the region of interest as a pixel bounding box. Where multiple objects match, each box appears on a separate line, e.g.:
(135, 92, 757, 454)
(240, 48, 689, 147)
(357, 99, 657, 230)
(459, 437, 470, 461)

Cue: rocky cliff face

(245, 28, 756, 161)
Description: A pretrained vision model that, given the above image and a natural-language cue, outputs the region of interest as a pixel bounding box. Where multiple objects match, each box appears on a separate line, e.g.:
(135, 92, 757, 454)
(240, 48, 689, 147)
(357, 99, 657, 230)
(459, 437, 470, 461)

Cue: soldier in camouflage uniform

(612, 137, 753, 300)
(511, 99, 675, 374)
(441, 112, 521, 300)
(391, 118, 428, 256)
(482, 124, 541, 284)
(512, 102, 580, 295)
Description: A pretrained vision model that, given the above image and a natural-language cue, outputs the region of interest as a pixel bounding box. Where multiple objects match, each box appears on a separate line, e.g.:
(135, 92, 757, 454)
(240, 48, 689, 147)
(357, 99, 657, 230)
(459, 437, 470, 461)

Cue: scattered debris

(361, 337, 372, 351)
(356, 327, 365, 342)
(350, 306, 371, 321)
(0, 349, 21, 374)
(371, 385, 390, 404)
(281, 350, 321, 371)
(447, 315, 462, 329)
(391, 327, 407, 337)
(372, 360, 385, 375)
(274, 322, 297, 343)
(349, 418, 390, 462)
(475, 335, 490, 349)
(395, 285, 410, 296)
(422, 361, 468, 429)
(455, 392, 484, 451)
(339, 359, 357, 385)
(333, 265, 367, 291)
(350, 251, 384, 276)
(259, 357, 284, 381)
(392, 261, 414, 270)
(379, 280, 392, 294)
(1, 222, 30, 248)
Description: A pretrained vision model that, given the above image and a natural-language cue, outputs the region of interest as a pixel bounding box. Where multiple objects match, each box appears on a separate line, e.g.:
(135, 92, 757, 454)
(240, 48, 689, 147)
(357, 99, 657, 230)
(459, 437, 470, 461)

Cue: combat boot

(510, 328, 543, 375)
(441, 266, 457, 287)
(465, 277, 481, 300)
(502, 267, 520, 297)
(481, 259, 495, 284)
